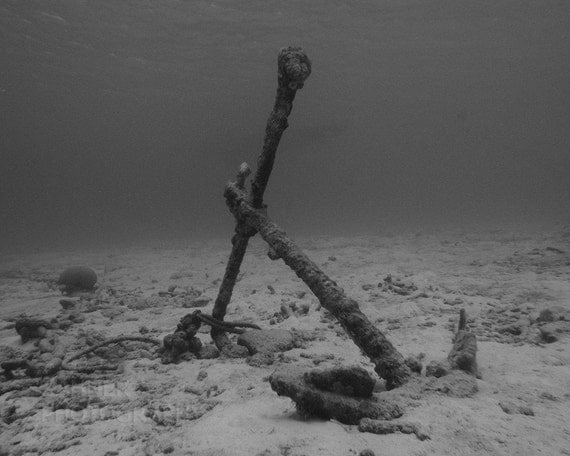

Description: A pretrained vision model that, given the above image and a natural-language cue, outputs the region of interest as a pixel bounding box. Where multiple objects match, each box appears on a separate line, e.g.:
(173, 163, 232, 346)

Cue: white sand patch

(1, 227, 569, 455)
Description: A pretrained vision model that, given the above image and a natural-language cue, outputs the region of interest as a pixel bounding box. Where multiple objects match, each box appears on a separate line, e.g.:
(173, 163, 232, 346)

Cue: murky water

(1, 0, 569, 250)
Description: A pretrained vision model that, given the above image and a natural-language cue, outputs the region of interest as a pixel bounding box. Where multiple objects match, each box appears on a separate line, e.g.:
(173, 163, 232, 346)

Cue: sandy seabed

(1, 225, 569, 456)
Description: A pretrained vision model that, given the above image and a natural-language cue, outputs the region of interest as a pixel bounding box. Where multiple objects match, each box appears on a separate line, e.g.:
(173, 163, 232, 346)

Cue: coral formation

(57, 266, 97, 293)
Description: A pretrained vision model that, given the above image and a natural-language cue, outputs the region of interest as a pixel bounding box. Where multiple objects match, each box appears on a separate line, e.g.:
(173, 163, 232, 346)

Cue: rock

(198, 344, 219, 359)
(423, 370, 479, 397)
(1, 359, 28, 379)
(359, 418, 430, 441)
(539, 326, 558, 343)
(182, 297, 211, 308)
(197, 370, 208, 381)
(59, 299, 77, 310)
(298, 302, 310, 315)
(188, 336, 202, 353)
(237, 329, 295, 355)
(539, 322, 567, 343)
(499, 401, 534, 416)
(404, 356, 423, 374)
(537, 306, 570, 323)
(425, 360, 449, 378)
(220, 344, 249, 358)
(518, 405, 535, 416)
(444, 297, 464, 306)
(279, 303, 294, 319)
(269, 366, 403, 424)
(497, 323, 523, 335)
(379, 275, 417, 295)
(100, 307, 125, 319)
(38, 339, 54, 353)
(304, 365, 376, 398)
(57, 266, 97, 293)
(539, 391, 559, 401)
(15, 318, 51, 342)
(247, 352, 275, 366)
(22, 357, 62, 377)
(67, 312, 85, 324)
(50, 389, 100, 411)
(57, 320, 73, 330)
(537, 308, 555, 322)
(161, 333, 201, 364)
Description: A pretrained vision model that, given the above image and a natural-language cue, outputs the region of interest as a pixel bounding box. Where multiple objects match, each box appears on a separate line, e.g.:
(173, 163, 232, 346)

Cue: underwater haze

(1, 0, 569, 251)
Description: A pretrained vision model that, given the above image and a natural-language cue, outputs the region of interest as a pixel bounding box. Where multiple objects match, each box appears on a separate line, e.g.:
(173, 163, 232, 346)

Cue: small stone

(36, 326, 47, 338)
(188, 336, 202, 353)
(15, 318, 51, 342)
(50, 388, 98, 411)
(537, 306, 570, 322)
(359, 450, 375, 456)
(197, 370, 208, 381)
(499, 401, 534, 416)
(444, 297, 464, 306)
(59, 299, 77, 310)
(518, 405, 535, 416)
(182, 297, 211, 308)
(424, 370, 478, 397)
(404, 356, 423, 374)
(298, 303, 311, 315)
(497, 323, 522, 335)
(358, 418, 430, 441)
(68, 313, 85, 323)
(539, 326, 559, 343)
(537, 309, 555, 322)
(247, 352, 275, 367)
(100, 307, 125, 319)
(280, 303, 294, 318)
(38, 339, 54, 353)
(499, 401, 515, 414)
(425, 360, 449, 378)
(57, 320, 73, 330)
(198, 344, 219, 359)
(539, 391, 559, 401)
(220, 344, 249, 358)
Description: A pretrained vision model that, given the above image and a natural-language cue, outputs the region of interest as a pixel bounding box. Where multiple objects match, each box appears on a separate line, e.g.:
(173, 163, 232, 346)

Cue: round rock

(57, 266, 97, 293)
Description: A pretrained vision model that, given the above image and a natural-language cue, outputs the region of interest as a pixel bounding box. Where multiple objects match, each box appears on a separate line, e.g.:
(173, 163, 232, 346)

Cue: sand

(1, 225, 569, 456)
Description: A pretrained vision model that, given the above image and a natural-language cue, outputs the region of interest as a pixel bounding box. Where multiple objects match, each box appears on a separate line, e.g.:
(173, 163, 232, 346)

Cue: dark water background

(1, 0, 569, 251)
